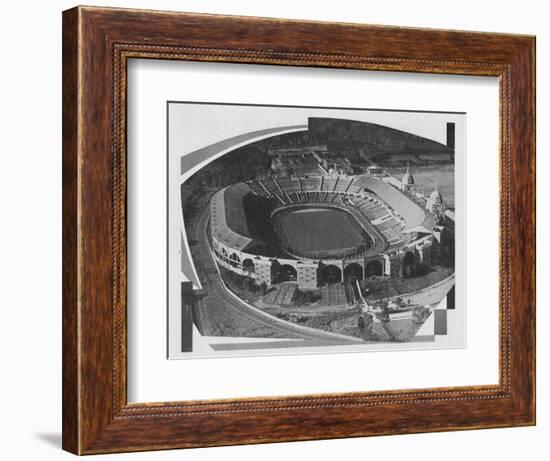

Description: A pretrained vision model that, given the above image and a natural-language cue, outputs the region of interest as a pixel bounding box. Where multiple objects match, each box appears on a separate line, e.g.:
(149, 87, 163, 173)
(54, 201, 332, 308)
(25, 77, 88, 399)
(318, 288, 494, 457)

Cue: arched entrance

(228, 253, 241, 267)
(365, 260, 383, 278)
(403, 251, 416, 278)
(344, 263, 363, 281)
(319, 264, 342, 284)
(276, 264, 297, 283)
(242, 258, 255, 274)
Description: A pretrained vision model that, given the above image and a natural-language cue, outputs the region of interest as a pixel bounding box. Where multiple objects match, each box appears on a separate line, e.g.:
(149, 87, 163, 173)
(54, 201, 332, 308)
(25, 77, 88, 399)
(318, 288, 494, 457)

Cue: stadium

(175, 114, 457, 351)
(209, 170, 450, 291)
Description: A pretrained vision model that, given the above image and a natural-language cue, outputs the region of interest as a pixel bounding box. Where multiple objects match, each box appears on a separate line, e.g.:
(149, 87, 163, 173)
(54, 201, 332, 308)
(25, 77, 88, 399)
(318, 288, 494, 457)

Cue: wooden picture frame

(62, 5, 535, 455)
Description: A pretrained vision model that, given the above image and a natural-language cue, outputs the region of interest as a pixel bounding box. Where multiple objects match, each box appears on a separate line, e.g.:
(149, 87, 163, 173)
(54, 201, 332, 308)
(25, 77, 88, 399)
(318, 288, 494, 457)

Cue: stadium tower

(426, 182, 445, 215)
(400, 162, 415, 192)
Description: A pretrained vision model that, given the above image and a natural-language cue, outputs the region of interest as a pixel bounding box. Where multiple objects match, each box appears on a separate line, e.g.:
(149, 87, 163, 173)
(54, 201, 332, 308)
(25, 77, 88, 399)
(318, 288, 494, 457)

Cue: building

(426, 183, 445, 215)
(400, 163, 415, 192)
(367, 164, 383, 175)
(208, 174, 452, 290)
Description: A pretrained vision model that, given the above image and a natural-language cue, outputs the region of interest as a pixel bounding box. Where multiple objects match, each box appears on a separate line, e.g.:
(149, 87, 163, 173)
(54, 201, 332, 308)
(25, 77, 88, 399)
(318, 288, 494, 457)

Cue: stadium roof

(355, 176, 427, 230)
(402, 225, 433, 235)
(210, 184, 262, 251)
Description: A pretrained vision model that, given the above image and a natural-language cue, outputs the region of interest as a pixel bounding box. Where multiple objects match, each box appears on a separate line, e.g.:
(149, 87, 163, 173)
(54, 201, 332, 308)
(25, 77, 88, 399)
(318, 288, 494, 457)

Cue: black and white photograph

(168, 102, 464, 358)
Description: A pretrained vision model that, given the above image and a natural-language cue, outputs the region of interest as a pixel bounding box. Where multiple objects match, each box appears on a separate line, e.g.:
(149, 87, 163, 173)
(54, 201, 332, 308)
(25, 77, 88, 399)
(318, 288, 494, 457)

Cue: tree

(243, 278, 254, 293)
(291, 289, 319, 306)
(259, 282, 268, 296)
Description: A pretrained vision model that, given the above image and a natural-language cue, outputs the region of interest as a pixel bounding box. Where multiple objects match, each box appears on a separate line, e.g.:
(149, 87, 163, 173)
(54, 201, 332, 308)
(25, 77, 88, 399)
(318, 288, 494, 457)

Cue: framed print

(167, 101, 464, 360)
(62, 6, 535, 455)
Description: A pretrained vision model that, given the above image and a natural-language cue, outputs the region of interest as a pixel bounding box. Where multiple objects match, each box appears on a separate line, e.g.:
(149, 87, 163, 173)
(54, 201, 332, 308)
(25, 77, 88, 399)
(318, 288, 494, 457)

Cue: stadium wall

(211, 231, 436, 290)
(208, 174, 447, 290)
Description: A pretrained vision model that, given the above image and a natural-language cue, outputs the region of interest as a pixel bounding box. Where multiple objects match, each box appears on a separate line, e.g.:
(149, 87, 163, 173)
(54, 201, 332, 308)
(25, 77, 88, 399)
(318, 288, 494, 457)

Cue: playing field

(272, 207, 371, 258)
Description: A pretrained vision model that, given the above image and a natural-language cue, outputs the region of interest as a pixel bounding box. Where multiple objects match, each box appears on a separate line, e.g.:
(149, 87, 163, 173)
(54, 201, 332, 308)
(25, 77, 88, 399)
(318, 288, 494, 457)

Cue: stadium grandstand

(209, 171, 447, 290)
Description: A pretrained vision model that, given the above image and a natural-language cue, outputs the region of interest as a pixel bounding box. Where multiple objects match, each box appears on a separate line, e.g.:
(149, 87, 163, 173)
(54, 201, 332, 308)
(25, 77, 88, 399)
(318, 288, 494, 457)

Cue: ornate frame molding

(63, 6, 535, 454)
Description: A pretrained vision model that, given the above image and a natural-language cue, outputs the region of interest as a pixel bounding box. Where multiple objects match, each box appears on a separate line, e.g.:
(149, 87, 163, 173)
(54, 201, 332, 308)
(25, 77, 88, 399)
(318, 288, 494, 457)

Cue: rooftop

(210, 184, 262, 251)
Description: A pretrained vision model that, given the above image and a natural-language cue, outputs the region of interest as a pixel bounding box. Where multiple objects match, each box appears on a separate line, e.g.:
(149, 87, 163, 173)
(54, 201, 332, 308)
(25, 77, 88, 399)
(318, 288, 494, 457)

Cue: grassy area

(389, 266, 454, 295)
(199, 306, 302, 339)
(181, 185, 215, 243)
(329, 314, 392, 341)
(362, 277, 398, 300)
(271, 310, 358, 335)
(273, 207, 369, 257)
(218, 266, 266, 306)
(384, 318, 423, 341)
(359, 266, 453, 302)
(385, 164, 455, 209)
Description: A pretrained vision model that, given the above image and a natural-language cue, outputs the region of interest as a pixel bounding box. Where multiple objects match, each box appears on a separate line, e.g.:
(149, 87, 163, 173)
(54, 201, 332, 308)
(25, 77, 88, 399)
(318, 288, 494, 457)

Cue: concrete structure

(209, 173, 452, 290)
(400, 163, 415, 192)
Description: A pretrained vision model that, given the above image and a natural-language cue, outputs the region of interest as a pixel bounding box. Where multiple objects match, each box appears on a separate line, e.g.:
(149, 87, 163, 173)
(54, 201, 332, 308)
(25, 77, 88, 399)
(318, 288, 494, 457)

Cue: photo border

(167, 100, 465, 359)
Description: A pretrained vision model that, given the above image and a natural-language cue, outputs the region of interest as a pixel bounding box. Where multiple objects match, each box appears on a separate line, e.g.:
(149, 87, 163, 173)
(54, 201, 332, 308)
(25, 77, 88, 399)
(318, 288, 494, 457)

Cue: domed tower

(426, 182, 445, 215)
(400, 162, 415, 192)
